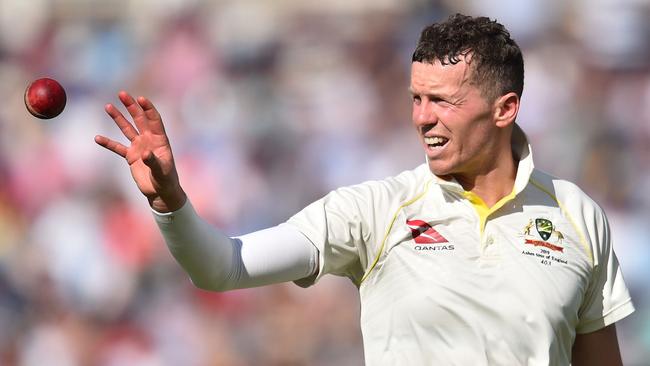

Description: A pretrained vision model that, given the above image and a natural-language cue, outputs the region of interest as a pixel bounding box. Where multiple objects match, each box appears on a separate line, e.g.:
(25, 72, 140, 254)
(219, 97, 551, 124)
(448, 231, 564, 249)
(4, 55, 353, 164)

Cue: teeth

(424, 136, 447, 145)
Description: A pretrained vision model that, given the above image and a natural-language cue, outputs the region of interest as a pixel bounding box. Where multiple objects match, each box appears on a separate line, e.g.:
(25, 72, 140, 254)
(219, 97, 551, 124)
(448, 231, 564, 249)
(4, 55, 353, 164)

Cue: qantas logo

(406, 219, 448, 244)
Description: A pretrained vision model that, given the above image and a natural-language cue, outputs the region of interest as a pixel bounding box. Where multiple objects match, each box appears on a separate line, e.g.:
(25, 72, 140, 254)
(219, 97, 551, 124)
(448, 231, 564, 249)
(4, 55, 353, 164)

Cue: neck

(453, 148, 518, 208)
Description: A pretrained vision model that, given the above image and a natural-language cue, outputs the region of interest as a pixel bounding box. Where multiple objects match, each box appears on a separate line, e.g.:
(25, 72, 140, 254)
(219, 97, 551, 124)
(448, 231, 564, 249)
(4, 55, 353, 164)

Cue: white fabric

(286, 125, 635, 365)
(153, 202, 318, 291)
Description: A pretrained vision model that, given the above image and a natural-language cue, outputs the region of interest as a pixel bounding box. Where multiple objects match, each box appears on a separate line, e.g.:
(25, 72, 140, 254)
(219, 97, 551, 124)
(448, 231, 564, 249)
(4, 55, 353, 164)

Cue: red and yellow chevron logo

(406, 219, 448, 244)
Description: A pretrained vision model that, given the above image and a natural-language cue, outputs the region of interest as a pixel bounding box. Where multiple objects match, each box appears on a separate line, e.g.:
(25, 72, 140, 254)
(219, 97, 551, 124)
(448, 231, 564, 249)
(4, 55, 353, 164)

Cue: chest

(359, 200, 593, 331)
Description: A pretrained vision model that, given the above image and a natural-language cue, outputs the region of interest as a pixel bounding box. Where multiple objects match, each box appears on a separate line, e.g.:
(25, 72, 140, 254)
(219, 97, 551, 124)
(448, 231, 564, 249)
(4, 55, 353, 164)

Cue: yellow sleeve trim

(358, 179, 433, 286)
(529, 178, 594, 266)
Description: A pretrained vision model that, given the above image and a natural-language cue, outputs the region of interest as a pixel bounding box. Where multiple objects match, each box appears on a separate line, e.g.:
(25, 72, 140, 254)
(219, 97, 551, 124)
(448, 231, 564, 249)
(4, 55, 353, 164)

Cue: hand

(95, 91, 187, 212)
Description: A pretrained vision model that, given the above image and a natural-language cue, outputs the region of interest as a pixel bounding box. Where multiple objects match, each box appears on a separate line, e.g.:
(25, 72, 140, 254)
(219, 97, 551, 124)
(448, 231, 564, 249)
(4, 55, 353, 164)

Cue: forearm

(152, 200, 318, 291)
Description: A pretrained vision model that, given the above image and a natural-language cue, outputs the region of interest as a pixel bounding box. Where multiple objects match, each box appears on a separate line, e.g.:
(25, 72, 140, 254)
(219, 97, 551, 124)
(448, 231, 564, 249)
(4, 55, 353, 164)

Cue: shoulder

(530, 169, 606, 219)
(529, 169, 611, 265)
(329, 164, 432, 206)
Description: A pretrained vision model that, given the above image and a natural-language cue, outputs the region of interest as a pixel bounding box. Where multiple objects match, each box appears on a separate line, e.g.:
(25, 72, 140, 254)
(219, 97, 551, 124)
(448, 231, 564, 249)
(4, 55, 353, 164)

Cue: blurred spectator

(0, 0, 648, 364)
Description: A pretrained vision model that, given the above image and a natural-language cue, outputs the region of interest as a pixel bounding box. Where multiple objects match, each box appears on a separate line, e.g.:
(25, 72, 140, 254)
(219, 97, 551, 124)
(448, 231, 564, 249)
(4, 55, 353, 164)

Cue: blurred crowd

(1, 0, 649, 365)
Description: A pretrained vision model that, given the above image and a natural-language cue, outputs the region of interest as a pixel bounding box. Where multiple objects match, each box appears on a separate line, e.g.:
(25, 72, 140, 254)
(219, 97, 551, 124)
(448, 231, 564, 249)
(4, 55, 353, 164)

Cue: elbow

(173, 235, 243, 292)
(188, 273, 235, 292)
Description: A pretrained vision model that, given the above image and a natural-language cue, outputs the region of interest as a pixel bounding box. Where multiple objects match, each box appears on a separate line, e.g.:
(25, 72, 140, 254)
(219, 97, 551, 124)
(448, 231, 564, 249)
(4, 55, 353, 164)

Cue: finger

(95, 135, 128, 158)
(118, 91, 148, 133)
(142, 150, 164, 179)
(136, 96, 167, 135)
(105, 103, 139, 141)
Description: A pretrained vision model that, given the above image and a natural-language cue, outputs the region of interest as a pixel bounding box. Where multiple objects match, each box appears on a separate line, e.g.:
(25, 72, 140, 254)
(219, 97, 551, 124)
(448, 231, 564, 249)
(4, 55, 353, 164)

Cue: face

(410, 60, 499, 180)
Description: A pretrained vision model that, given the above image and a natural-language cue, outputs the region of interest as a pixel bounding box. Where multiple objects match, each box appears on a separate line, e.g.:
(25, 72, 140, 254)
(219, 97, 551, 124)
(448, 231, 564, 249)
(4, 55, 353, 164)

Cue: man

(95, 14, 634, 365)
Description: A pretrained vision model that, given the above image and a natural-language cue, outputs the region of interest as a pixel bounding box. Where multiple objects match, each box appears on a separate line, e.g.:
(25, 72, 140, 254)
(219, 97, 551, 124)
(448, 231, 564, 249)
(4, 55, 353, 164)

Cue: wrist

(149, 189, 187, 213)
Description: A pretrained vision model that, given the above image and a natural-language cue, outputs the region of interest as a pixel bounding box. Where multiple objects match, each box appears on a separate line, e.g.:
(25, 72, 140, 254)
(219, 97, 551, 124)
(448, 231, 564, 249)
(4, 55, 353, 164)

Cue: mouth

(423, 136, 449, 150)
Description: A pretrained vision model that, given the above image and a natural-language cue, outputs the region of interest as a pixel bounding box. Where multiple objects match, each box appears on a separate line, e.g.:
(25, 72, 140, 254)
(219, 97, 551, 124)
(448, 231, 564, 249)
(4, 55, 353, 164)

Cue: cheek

(460, 124, 493, 154)
(437, 107, 454, 121)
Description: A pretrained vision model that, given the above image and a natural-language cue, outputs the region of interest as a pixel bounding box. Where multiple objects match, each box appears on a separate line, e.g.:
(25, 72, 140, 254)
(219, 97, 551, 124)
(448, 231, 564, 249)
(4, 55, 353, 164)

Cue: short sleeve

(286, 186, 373, 287)
(576, 208, 635, 334)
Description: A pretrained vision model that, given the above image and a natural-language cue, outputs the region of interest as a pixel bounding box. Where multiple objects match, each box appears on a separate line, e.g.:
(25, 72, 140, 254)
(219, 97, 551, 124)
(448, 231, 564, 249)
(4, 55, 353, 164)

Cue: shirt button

(486, 236, 494, 245)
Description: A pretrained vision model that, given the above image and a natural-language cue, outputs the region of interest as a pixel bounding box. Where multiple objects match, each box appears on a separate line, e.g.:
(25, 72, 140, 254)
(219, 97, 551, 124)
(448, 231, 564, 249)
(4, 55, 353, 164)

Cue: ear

(493, 92, 520, 128)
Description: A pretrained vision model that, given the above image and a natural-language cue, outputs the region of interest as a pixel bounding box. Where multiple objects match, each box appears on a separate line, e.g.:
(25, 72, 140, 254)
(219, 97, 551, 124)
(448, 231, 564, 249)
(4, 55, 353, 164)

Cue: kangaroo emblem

(524, 220, 534, 236)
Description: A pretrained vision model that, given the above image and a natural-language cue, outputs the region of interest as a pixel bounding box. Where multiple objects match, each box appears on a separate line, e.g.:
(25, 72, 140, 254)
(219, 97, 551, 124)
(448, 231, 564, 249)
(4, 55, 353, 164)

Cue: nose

(412, 99, 438, 127)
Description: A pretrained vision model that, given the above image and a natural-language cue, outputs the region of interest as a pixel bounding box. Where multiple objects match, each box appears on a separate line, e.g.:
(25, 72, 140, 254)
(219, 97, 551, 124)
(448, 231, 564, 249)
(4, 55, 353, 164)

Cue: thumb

(142, 150, 165, 179)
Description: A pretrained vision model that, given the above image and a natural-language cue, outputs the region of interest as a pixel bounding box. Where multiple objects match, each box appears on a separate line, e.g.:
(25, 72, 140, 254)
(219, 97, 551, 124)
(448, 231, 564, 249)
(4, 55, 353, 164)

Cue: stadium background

(1, 0, 649, 364)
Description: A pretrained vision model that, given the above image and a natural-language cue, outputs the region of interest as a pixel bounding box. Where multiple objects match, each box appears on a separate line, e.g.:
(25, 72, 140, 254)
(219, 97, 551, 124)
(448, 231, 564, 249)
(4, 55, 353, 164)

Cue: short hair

(412, 14, 524, 102)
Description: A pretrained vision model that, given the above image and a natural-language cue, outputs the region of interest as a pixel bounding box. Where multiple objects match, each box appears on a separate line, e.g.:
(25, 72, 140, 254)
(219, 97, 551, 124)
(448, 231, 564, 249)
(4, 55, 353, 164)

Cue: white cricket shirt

(287, 125, 634, 365)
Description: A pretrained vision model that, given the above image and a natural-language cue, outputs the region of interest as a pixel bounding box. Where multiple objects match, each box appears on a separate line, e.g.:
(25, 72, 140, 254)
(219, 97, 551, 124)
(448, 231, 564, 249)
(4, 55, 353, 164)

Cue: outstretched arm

(96, 92, 318, 290)
(572, 324, 623, 366)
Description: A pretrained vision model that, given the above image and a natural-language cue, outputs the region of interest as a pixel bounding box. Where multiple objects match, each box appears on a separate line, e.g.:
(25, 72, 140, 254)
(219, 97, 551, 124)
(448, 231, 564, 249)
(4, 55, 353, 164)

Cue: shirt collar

(511, 123, 534, 195)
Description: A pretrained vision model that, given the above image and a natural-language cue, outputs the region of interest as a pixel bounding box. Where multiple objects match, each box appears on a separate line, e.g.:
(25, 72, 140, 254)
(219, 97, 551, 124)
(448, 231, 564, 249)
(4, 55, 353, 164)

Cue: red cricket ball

(24, 77, 67, 119)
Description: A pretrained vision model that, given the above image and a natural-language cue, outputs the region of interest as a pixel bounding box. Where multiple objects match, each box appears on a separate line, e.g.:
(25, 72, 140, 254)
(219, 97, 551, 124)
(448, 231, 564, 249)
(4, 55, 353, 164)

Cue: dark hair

(412, 14, 524, 102)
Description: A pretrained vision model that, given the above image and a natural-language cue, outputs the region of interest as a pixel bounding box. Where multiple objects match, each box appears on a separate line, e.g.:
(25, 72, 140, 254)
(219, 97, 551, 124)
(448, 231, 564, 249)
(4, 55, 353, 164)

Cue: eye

(433, 97, 452, 107)
(412, 95, 421, 105)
